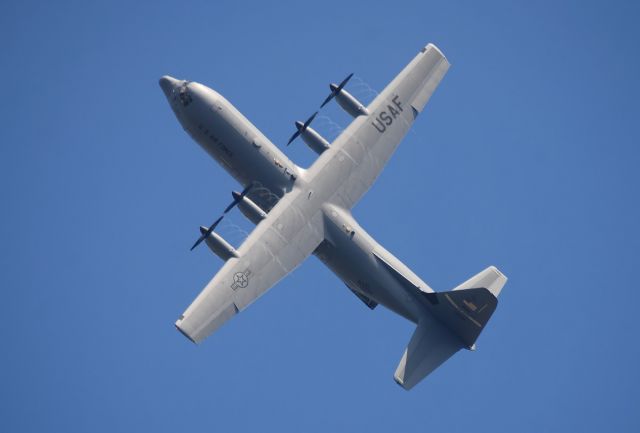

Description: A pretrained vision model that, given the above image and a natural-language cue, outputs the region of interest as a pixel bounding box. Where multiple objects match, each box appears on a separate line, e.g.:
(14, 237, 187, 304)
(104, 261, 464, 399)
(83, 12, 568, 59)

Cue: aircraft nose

(159, 75, 180, 97)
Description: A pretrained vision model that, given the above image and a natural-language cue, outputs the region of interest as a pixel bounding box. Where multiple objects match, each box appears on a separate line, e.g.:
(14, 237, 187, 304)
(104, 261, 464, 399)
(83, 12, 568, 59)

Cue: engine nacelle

(200, 226, 239, 261)
(295, 121, 330, 155)
(232, 191, 267, 224)
(330, 83, 369, 117)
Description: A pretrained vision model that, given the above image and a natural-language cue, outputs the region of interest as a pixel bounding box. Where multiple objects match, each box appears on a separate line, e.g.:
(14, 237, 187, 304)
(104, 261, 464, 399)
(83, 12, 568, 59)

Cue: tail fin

(394, 266, 508, 390)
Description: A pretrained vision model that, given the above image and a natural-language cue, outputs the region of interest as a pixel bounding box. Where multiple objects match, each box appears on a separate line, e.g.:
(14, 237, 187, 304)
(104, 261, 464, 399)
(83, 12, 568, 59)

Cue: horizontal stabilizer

(394, 314, 463, 390)
(453, 265, 507, 297)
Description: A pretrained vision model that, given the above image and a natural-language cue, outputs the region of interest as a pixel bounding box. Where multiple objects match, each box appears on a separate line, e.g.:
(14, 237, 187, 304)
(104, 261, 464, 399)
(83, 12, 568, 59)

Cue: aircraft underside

(160, 43, 507, 389)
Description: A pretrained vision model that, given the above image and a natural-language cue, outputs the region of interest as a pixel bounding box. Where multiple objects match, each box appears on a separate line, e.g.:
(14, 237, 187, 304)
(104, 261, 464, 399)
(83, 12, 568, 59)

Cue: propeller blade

(302, 111, 318, 129)
(223, 200, 237, 214)
(288, 112, 318, 146)
(287, 129, 301, 146)
(336, 72, 354, 91)
(190, 239, 202, 251)
(225, 182, 253, 211)
(190, 215, 223, 251)
(320, 73, 353, 107)
(320, 92, 334, 108)
(239, 181, 254, 199)
(190, 183, 254, 251)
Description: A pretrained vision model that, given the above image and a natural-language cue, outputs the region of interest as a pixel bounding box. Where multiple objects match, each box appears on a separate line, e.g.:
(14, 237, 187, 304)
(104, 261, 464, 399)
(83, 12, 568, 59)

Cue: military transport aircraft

(159, 43, 507, 390)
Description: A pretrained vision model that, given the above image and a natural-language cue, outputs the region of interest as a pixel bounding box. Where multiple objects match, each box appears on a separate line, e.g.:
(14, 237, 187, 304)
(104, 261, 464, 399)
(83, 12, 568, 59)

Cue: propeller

(190, 182, 254, 251)
(286, 111, 318, 146)
(320, 73, 353, 108)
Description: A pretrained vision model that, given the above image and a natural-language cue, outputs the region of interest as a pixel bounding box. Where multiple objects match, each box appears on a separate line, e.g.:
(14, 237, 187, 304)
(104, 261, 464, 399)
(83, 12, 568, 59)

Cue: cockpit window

(179, 82, 192, 107)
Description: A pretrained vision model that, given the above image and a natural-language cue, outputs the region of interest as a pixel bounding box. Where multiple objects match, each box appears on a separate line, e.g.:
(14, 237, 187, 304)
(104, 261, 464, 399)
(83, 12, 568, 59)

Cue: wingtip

(423, 43, 449, 64)
(175, 321, 198, 344)
(393, 374, 411, 390)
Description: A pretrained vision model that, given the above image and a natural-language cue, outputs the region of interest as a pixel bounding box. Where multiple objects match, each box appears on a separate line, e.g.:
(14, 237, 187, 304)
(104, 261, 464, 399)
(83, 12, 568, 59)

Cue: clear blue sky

(2, 1, 639, 431)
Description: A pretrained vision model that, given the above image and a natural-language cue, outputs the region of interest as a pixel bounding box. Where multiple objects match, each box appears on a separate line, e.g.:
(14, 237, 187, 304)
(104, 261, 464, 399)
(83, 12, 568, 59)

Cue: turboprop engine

(329, 83, 369, 117)
(286, 73, 369, 154)
(200, 226, 239, 261)
(298, 122, 330, 155)
(232, 191, 267, 224)
(320, 73, 369, 118)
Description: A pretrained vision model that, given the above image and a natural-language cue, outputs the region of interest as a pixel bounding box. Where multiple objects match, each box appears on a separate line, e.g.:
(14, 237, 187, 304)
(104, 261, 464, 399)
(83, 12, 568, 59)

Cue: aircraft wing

(175, 187, 325, 343)
(303, 43, 450, 210)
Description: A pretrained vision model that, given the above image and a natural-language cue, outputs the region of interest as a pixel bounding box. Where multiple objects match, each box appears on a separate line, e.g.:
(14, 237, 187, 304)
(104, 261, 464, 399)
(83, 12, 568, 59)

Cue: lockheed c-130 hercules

(160, 43, 507, 390)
